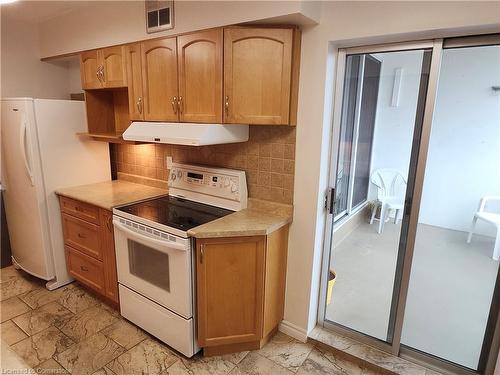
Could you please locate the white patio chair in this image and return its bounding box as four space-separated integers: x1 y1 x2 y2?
369 169 407 234
467 196 500 261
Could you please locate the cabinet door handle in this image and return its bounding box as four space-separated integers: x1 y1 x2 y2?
178 96 183 114
77 233 86 239
80 265 89 272
75 206 83 212
136 97 143 114
224 96 229 116
200 244 204 264
97 66 103 83
100 66 105 82
172 96 178 114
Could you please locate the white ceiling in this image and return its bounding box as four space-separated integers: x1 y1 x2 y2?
1 1 90 24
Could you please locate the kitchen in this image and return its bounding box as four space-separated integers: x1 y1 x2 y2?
1 2 500 375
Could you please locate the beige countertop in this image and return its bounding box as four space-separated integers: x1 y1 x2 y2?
55 180 168 210
188 199 293 238
56 181 291 237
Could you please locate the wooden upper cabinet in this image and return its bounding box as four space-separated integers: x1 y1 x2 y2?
80 47 127 90
141 37 179 121
223 27 300 125
80 50 102 90
101 46 127 88
177 29 223 123
126 43 144 120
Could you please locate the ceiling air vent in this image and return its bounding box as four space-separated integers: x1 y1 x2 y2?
145 0 174 33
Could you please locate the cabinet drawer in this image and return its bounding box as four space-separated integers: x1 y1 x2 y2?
62 213 102 260
66 246 105 294
60 196 100 224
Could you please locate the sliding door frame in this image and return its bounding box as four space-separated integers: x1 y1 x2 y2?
318 36 500 375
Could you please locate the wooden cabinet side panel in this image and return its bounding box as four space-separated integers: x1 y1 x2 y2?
100 209 119 304
288 29 301 127
177 28 222 123
197 236 266 347
126 43 144 120
141 37 179 121
263 225 289 337
84 91 115 134
224 27 293 125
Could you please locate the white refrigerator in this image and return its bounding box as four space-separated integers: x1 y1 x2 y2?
1 98 111 289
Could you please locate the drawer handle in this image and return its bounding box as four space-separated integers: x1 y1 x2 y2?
77 233 86 239
75 207 83 212
80 265 89 272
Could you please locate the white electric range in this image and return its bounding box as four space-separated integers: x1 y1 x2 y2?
112 162 247 357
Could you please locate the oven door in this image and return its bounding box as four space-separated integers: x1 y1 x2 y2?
113 217 192 319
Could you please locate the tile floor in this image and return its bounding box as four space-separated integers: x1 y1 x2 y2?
0 266 384 375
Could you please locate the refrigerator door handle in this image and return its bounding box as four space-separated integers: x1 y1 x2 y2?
19 114 34 186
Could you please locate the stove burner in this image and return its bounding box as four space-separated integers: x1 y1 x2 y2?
116 195 233 232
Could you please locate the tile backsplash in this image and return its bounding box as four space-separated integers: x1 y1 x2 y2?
110 126 296 204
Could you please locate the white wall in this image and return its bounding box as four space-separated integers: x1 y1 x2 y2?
0 14 71 99
38 0 319 58
419 45 500 236
368 51 423 201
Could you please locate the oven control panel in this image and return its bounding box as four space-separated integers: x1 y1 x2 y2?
168 162 248 211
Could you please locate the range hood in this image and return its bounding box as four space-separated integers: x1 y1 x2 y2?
123 122 249 146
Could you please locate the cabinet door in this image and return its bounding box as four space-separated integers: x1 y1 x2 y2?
177 29 222 123
141 38 179 121
224 28 293 125
126 43 144 120
101 46 127 88
80 50 102 89
100 209 119 304
197 236 265 347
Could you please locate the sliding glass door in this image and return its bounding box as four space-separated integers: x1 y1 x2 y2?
325 45 432 342
401 42 500 370
320 35 500 375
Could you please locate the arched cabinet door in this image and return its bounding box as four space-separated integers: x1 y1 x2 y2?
177 28 223 123
101 46 127 88
126 43 144 120
141 37 179 121
80 50 102 89
223 27 294 125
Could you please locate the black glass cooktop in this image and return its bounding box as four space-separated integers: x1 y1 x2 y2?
116 195 233 232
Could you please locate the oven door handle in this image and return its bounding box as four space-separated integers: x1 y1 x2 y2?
113 220 188 252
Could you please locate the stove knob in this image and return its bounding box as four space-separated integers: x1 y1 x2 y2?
224 178 230 187
230 182 238 193
171 173 176 181
177 171 183 178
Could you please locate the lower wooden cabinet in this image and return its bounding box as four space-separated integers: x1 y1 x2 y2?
59 196 119 306
196 225 289 355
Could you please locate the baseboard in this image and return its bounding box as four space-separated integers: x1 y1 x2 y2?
278 320 308 343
